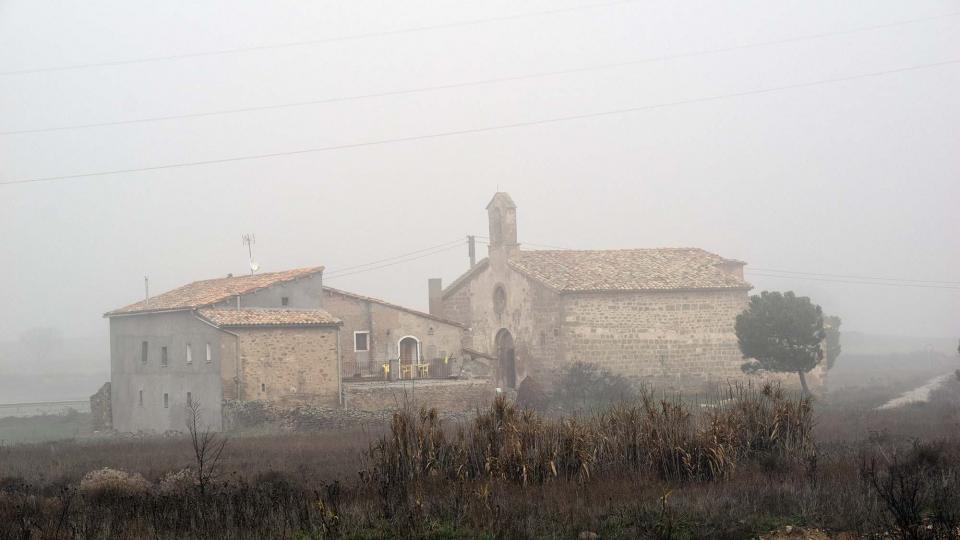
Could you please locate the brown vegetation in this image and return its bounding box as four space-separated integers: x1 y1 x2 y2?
0 378 958 538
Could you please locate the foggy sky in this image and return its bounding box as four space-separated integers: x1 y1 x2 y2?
1 0 958 363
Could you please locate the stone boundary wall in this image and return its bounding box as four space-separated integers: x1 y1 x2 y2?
222 400 390 432
343 379 493 413
90 382 112 432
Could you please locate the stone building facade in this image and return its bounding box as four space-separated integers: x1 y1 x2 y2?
105 266 483 433
321 287 465 380
432 193 758 392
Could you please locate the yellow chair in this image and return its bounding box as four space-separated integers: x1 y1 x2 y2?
417 363 430 378
400 364 414 380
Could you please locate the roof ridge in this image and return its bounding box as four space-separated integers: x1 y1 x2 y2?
323 286 465 328
106 265 325 316
521 247 709 253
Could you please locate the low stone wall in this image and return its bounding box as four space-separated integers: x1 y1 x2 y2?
90 382 112 432
343 379 493 413
222 400 391 432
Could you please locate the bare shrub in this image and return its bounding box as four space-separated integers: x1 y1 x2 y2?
862 441 960 540
185 400 226 495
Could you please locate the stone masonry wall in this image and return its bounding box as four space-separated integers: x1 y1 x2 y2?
560 289 751 391
90 382 112 432
343 379 493 413
323 289 463 379
237 326 340 405
442 254 562 389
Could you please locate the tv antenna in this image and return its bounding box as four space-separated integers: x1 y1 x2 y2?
242 233 259 273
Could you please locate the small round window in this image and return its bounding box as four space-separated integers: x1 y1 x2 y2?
493 286 507 316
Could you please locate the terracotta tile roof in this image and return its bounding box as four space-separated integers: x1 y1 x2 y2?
323 286 465 328
508 249 750 292
197 308 340 327
106 266 324 316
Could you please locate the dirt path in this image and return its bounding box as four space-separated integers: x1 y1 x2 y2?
876 372 952 410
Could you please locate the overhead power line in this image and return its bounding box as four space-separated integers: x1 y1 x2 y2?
5 11 958 136
324 242 465 281
474 235 571 251
0 0 641 76
745 271 960 290
324 238 464 278
4 58 958 188
749 267 960 286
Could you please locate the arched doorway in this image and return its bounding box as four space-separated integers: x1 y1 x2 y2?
495 329 516 389
398 336 420 379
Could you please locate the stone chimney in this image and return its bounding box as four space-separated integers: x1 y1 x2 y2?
428 278 443 316
717 259 746 280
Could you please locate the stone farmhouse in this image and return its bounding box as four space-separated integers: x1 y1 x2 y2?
104 268 485 433
429 192 756 393
101 191 817 433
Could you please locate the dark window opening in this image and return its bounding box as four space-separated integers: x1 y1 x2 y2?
163 393 169 408
260 383 266 392
354 331 369 352
161 346 168 367
186 392 192 406
493 286 507 316
138 390 143 406
281 296 289 306
141 341 148 363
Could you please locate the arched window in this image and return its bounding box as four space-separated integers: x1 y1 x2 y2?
493 286 507 316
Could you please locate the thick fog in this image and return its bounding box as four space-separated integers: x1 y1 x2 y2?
1 0 958 385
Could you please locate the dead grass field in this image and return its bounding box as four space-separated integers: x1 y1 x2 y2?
1 358 958 539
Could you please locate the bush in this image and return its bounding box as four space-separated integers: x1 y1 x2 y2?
554 361 636 412
79 468 150 498
516 376 550 412
157 468 196 495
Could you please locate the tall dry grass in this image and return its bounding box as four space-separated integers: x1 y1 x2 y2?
1 380 958 539
366 382 814 491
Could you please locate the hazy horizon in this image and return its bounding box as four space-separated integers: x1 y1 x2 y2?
2 1 958 355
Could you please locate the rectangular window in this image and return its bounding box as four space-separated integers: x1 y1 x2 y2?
205 343 212 363
354 331 370 352
141 341 148 363
260 383 266 393
160 346 168 367
186 392 192 406
138 389 143 406
281 296 289 306
186 343 193 364
163 393 169 408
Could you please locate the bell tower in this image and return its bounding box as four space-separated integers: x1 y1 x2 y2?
486 192 519 259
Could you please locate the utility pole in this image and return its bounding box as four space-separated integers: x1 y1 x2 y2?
467 235 476 267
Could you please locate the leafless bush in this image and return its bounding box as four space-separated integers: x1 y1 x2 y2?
862 441 960 539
